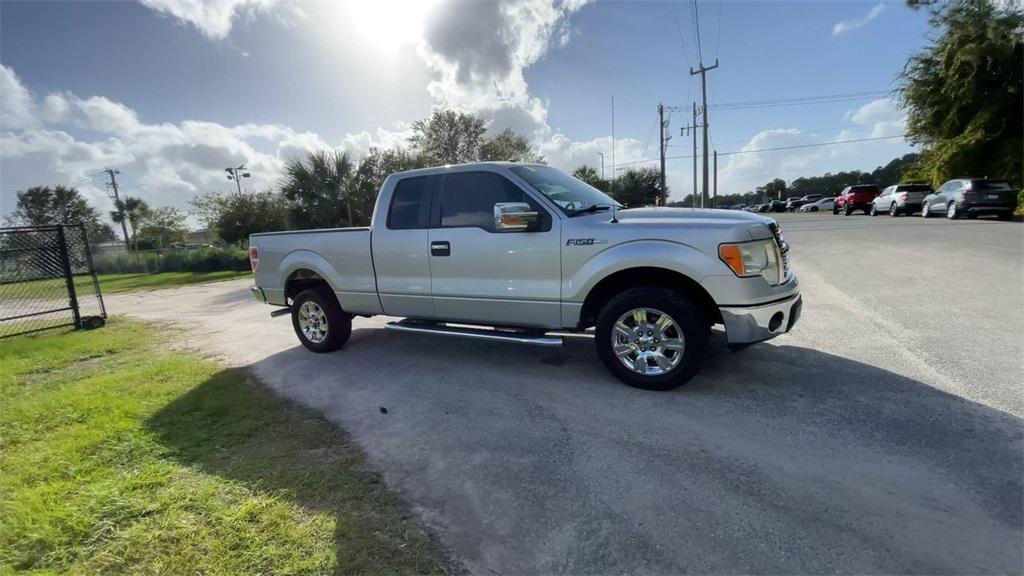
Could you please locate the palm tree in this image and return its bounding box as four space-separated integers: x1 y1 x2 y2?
280 150 355 229
110 196 150 251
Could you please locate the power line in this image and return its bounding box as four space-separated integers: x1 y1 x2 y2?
669 0 693 69
714 90 890 110
691 0 704 65
608 134 904 169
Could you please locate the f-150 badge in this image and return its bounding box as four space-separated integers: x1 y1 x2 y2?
566 238 608 246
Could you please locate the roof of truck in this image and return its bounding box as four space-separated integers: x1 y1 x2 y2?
390 161 546 178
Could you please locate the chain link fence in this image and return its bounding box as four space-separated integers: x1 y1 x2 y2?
0 224 107 338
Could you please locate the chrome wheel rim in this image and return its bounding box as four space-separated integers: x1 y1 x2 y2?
298 301 329 343
890 204 897 216
922 204 928 217
947 203 956 218
611 307 684 376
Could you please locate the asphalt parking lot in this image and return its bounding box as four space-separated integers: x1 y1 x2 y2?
110 212 1023 574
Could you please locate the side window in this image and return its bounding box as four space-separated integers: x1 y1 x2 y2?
438 172 549 232
387 176 430 230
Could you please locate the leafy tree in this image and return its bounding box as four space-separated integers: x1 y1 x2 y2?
346 147 430 226
572 165 612 193
479 128 545 163
280 150 355 229
612 167 667 207
756 178 788 201
135 206 188 249
111 197 151 250
900 1 1023 187
6 185 111 240
410 110 487 165
190 190 290 245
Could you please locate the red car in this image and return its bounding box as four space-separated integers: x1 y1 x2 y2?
833 185 881 215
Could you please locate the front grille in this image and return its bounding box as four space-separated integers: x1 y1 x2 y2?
769 222 791 278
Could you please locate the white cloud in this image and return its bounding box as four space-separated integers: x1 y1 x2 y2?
137 0 280 39
0 65 37 130
0 64 402 221
849 97 906 138
418 0 590 137
832 2 885 36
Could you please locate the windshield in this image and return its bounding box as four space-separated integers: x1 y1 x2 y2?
509 165 619 215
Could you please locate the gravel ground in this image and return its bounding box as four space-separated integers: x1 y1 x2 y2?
107 213 1023 575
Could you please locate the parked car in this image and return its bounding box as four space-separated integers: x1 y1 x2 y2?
833 185 881 215
784 196 802 211
921 178 1017 220
249 162 801 391
787 194 824 211
870 183 933 216
799 197 835 212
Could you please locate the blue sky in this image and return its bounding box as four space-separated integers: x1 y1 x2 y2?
1 0 931 221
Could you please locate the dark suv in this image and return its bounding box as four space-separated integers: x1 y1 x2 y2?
787 194 823 211
921 179 1017 220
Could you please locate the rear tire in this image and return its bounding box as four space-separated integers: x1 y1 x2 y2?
889 203 899 217
843 206 852 216
997 212 1013 221
291 287 351 353
947 202 960 220
594 287 709 391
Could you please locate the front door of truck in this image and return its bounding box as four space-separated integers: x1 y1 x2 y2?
427 170 562 328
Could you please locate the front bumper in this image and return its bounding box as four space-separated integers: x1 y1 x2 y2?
720 293 802 345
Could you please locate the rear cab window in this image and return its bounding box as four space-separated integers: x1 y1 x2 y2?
387 176 431 230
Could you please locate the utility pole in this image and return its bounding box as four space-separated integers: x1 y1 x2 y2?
658 103 667 197
713 150 718 209
103 169 130 249
690 58 719 208
692 103 698 207
598 152 605 180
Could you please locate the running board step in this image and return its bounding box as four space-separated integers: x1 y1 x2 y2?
385 321 562 347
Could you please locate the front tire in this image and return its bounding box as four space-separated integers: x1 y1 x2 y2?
869 204 878 216
921 203 931 218
832 206 840 215
594 287 709 391
291 287 351 352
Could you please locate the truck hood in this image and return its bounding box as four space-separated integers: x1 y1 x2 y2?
585 207 777 241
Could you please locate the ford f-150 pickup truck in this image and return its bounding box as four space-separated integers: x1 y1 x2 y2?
250 162 801 390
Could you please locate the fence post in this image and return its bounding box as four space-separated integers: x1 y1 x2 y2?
56 225 82 329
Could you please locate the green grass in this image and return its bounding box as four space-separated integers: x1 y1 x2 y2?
0 320 444 575
97 271 251 294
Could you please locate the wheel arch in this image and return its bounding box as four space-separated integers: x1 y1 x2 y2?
284 268 334 304
578 267 721 330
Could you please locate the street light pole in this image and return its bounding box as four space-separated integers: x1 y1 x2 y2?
598 152 605 180
225 164 251 194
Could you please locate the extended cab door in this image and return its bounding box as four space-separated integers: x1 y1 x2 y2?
427 170 562 328
372 175 435 318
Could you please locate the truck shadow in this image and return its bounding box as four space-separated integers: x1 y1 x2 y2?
147 325 1023 573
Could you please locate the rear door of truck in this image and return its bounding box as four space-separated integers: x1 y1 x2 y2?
372 175 435 318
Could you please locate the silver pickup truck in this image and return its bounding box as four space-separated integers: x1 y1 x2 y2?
250 162 801 390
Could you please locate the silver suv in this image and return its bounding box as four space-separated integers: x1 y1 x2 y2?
870 183 933 216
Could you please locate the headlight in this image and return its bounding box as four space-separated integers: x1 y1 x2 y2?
719 239 782 284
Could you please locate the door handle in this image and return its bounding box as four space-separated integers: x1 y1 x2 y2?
430 241 450 257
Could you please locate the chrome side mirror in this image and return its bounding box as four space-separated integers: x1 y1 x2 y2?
494 202 538 231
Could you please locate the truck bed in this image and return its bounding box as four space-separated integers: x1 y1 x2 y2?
250 227 379 313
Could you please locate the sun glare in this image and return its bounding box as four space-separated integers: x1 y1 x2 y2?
345 0 439 53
